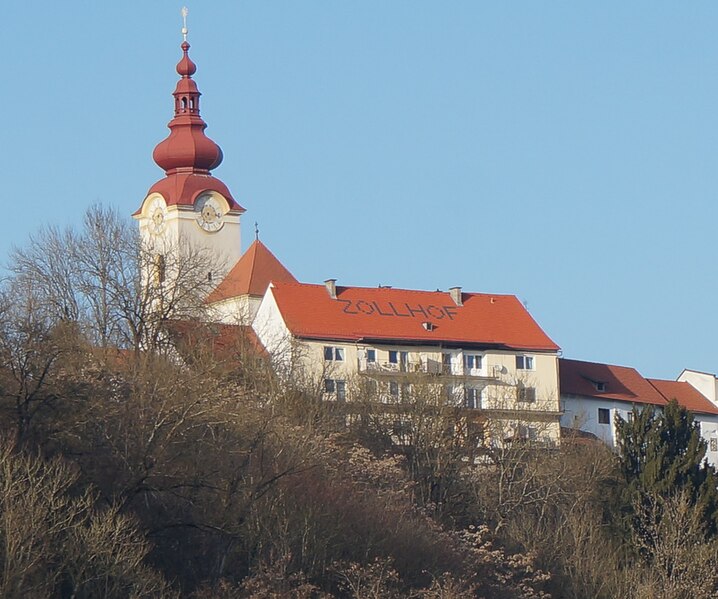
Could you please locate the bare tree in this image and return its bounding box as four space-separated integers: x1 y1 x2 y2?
9 204 218 354
0 442 174 598
624 492 718 599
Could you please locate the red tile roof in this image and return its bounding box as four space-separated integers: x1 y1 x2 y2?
133 172 244 215
269 282 559 351
648 379 718 416
207 240 298 303
153 173 242 211
169 321 268 361
559 358 667 406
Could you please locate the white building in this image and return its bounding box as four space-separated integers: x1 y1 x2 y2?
560 358 718 465
253 280 563 444
559 358 667 448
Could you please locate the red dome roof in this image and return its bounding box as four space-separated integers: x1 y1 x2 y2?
142 40 242 212
152 41 223 176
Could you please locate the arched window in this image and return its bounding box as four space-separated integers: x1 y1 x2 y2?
155 254 166 284
181 97 188 110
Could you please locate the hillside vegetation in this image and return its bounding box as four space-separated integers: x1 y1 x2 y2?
0 208 716 598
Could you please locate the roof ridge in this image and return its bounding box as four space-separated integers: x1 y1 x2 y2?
271 280 517 297
245 239 261 292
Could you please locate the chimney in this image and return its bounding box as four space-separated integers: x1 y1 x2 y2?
449 286 463 306
324 279 337 299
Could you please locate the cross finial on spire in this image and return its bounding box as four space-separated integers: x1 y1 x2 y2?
181 7 189 41
255 222 260 240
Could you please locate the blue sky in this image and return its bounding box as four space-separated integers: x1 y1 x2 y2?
2 2 717 379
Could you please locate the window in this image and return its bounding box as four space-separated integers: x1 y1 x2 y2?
364 379 378 395
517 425 538 441
324 379 346 401
711 439 718 453
595 382 606 392
516 355 534 370
517 386 536 403
323 346 344 361
388 350 408 370
598 408 610 424
388 350 407 364
392 419 411 436
465 387 480 409
154 254 166 284
467 421 485 443
442 353 452 373
444 384 458 402
464 354 483 370
389 381 399 397
366 349 376 363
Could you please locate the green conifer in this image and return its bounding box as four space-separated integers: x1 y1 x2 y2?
616 399 718 546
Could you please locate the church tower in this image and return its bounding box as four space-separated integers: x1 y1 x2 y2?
134 25 244 289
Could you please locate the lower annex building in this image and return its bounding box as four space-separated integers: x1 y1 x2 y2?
560 358 718 466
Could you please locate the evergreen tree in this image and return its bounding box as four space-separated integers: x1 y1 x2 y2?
615 400 718 545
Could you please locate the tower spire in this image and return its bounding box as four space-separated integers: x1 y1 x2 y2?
151 20 223 176
181 7 189 42
138 16 243 214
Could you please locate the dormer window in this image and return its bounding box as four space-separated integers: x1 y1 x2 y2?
595 382 606 392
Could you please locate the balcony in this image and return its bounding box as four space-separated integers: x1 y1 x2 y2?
357 358 499 381
359 360 420 375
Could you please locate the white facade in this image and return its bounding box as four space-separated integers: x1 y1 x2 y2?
252 285 562 444
561 391 718 467
135 191 243 291
697 415 718 466
209 295 262 325
252 284 294 367
561 395 653 448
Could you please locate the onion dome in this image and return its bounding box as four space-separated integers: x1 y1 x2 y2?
142 39 243 212
152 41 223 175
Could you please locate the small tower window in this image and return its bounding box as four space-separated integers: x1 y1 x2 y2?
207 271 213 283
190 98 195 109
155 254 166 284
181 97 188 110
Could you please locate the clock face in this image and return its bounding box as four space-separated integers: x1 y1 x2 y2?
148 197 167 235
195 194 224 232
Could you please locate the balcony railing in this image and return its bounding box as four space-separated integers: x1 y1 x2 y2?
358 359 497 379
